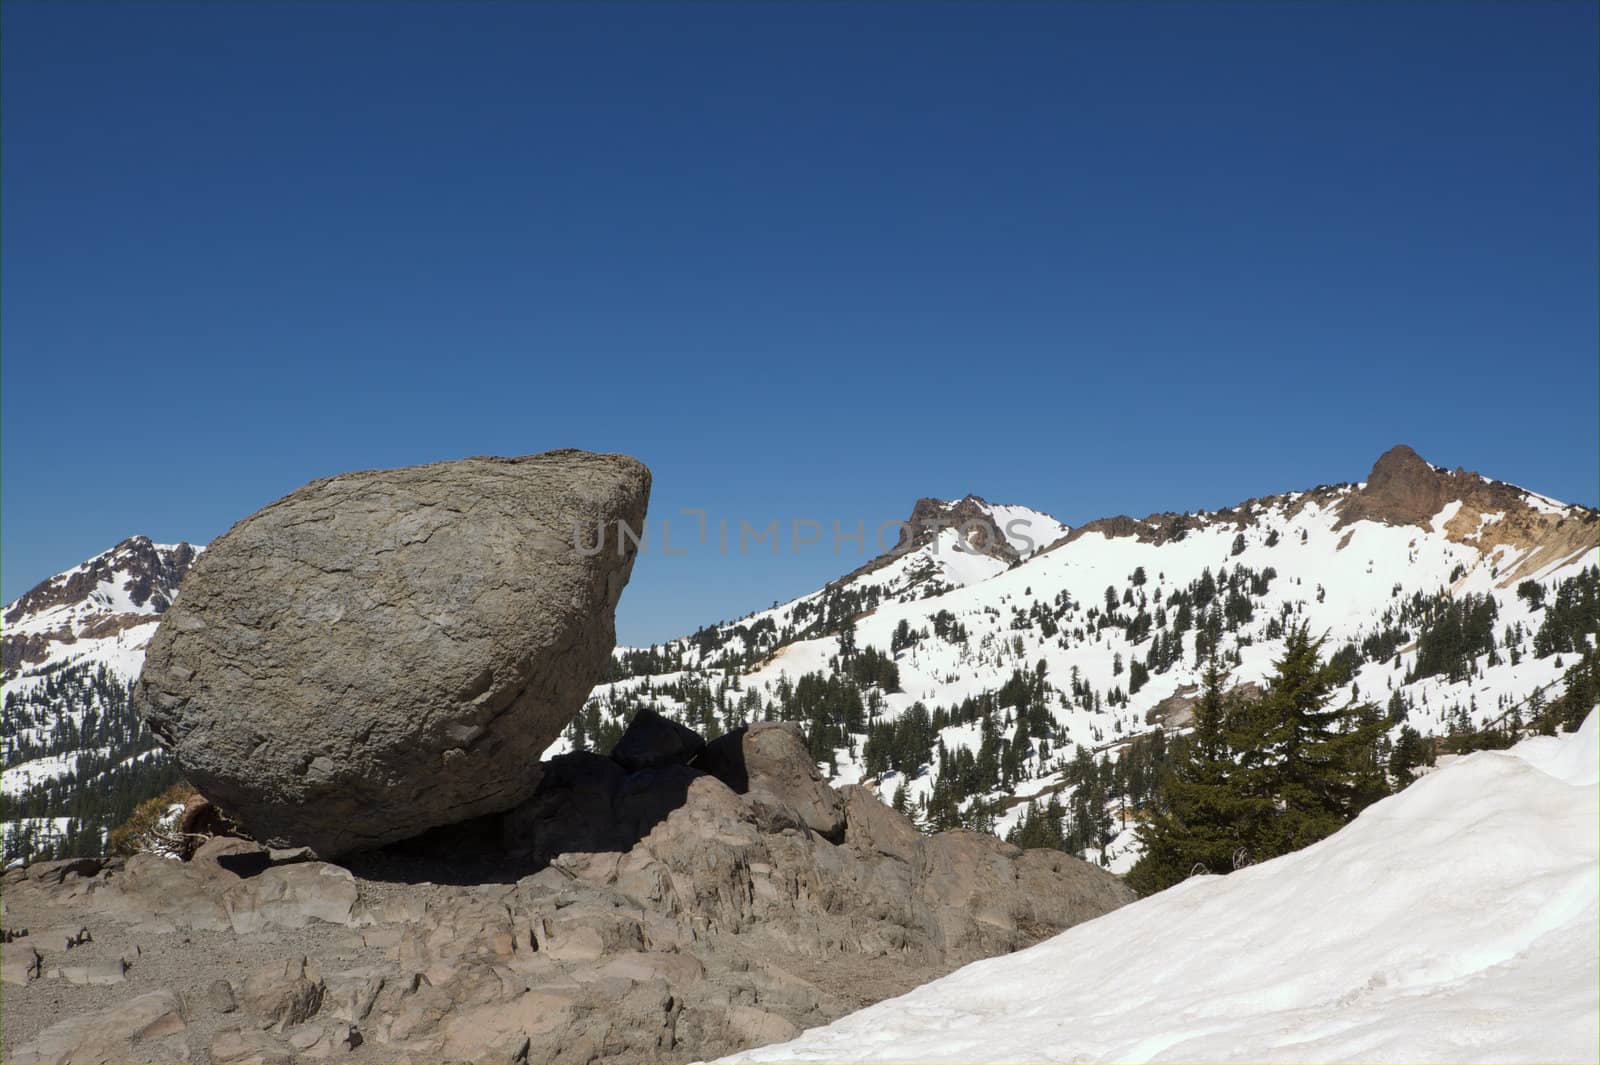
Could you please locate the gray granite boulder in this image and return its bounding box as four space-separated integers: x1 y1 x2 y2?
134 450 650 856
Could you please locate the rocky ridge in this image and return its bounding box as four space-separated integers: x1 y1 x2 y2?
1053 445 1596 584
0 712 1132 1064
583 445 1598 872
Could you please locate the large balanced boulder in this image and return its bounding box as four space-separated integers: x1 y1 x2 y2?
134 450 650 856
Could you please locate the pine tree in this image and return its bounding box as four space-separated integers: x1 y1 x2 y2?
1230 624 1389 860
1127 652 1257 895
1388 725 1425 786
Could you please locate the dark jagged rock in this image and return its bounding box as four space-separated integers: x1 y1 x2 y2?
609 708 706 773
3 537 197 628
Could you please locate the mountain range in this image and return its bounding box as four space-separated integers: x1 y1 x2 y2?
4 444 1596 866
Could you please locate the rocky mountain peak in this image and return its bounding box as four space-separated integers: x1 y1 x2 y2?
2 537 203 679
901 495 1021 562
3 537 199 628
1331 444 1595 582
1366 442 1434 487
1344 444 1460 527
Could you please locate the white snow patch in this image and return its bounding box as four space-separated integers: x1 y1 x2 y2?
724 714 1600 1064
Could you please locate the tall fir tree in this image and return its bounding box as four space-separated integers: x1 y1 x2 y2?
1229 624 1389 860
1129 625 1392 895
1127 652 1259 895
1388 725 1426 786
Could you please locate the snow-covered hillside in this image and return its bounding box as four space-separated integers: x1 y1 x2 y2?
582 445 1598 867
2 537 198 859
723 711 1600 1064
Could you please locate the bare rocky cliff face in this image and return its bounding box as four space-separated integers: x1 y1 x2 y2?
0 713 1133 1065
1336 444 1467 529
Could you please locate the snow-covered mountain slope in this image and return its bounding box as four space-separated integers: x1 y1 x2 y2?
584 445 1598 864
832 494 1070 599
723 711 1600 1064
2 536 199 683
2 538 199 858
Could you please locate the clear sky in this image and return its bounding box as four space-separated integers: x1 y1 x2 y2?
3 1 1596 645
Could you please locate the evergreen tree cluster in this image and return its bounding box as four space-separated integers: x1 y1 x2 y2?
1531 567 1599 658
1407 593 1499 683
841 646 901 693
2 661 183 865
1127 626 1391 896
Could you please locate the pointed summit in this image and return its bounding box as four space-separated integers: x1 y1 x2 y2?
1366 444 1432 487
1333 444 1457 528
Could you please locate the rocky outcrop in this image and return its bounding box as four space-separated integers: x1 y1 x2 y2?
1336 444 1598 583
133 450 651 857
0 716 1133 1064
903 496 1026 564
610 709 706 773
1336 444 1465 529
1144 681 1264 729
7 990 189 1064
827 495 1036 592
697 721 848 841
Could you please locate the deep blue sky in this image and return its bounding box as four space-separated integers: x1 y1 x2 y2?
4 1 1596 645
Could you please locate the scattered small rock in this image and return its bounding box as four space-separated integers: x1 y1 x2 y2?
208 977 239 1015
240 956 324 1032
58 958 129 986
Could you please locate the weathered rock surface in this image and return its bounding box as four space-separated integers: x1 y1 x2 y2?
0 719 1133 1064
133 450 651 856
9 989 189 1064
702 721 848 841
240 956 325 1032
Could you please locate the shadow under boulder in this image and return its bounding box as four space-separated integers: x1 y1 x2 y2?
348 711 852 883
